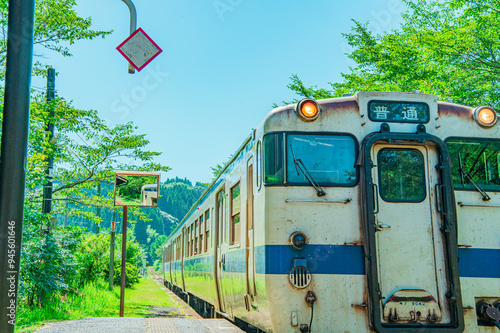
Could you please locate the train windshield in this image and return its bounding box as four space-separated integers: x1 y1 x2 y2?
447 138 500 192
263 133 357 186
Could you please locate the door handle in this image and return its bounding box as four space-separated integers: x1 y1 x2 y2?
376 223 391 231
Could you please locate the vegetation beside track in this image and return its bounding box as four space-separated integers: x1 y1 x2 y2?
15 273 177 333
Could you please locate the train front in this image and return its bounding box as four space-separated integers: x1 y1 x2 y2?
257 92 500 332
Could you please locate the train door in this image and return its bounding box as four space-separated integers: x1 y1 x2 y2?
214 188 227 313
245 158 257 311
181 227 186 291
168 245 172 284
362 133 463 332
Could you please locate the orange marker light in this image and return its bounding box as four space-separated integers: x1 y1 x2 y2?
297 99 320 121
474 106 497 127
301 102 318 118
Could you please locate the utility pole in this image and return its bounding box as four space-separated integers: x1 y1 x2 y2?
42 68 55 224
0 0 36 332
109 210 116 291
121 0 137 74
120 206 128 317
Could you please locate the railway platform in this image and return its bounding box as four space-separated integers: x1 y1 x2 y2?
33 270 244 333
33 317 244 333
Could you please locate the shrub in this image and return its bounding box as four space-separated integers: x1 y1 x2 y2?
113 260 139 288
19 226 78 307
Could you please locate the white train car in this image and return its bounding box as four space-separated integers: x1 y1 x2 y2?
162 92 500 332
141 183 158 206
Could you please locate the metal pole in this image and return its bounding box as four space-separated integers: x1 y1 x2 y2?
42 68 55 219
121 0 137 74
0 0 36 331
95 182 101 234
119 206 128 317
109 211 116 291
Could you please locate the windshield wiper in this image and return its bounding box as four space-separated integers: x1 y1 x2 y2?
458 152 491 201
290 145 325 197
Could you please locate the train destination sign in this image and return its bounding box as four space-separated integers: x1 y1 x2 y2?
113 171 160 207
116 28 162 72
368 101 430 123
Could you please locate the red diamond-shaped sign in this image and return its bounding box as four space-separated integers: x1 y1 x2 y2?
116 27 162 72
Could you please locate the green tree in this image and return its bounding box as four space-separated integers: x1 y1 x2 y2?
285 0 500 109
4 0 162 315
0 0 112 79
150 234 167 269
19 226 80 307
22 94 169 228
134 220 148 246
158 182 206 222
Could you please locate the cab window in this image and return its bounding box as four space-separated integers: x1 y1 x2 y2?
263 132 358 186
446 138 500 192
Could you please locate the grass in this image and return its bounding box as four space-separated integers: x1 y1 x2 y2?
15 274 178 333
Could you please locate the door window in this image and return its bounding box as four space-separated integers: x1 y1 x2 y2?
230 183 241 245
378 148 426 202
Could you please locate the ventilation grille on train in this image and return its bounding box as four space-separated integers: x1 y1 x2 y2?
289 266 311 289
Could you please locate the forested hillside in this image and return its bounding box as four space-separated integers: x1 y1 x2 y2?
59 178 206 265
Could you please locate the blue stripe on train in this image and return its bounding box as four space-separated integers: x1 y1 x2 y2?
457 248 500 278
258 244 365 275
177 246 500 278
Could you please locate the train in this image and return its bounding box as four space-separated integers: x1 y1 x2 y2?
161 91 500 332
141 183 158 206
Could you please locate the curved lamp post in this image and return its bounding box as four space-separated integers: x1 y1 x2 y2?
121 0 137 74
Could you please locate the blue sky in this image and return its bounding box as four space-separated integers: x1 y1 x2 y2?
33 0 405 184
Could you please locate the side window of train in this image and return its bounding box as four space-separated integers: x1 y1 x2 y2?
191 224 195 256
263 133 284 184
187 227 191 257
256 140 262 190
193 220 200 255
211 208 215 249
199 215 204 254
230 182 241 245
204 209 210 252
175 238 179 260
185 227 189 257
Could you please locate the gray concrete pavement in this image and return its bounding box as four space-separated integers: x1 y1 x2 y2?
32 270 244 333
34 317 244 333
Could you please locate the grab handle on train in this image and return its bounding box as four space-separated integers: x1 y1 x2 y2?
434 184 444 213
372 184 379 214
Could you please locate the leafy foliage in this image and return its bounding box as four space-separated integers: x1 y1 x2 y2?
76 233 111 286
0 0 166 321
21 92 170 230
285 0 500 109
112 261 139 288
0 0 112 79
19 226 79 307
158 182 206 223
149 235 167 268
19 225 145 309
210 154 233 180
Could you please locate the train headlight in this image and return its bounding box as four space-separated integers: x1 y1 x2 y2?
474 106 497 127
290 231 308 250
296 99 320 122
